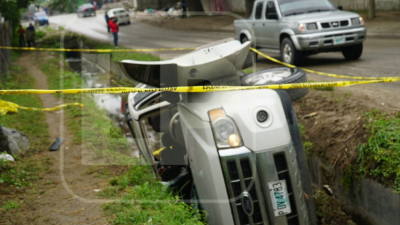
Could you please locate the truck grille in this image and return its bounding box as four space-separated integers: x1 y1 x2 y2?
221 151 268 225
320 20 349 28
274 153 300 225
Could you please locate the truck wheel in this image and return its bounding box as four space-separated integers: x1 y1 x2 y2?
281 38 301 65
241 67 309 102
342 43 363 60
241 36 257 69
276 90 318 225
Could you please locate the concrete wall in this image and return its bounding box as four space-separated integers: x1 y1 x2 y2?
330 0 400 11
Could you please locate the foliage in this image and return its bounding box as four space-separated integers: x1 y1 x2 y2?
357 109 400 192
102 177 206 225
48 0 78 13
314 190 355 225
308 80 334 91
303 141 313 154
35 30 46 40
0 0 33 27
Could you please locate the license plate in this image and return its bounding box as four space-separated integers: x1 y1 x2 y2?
268 180 291 217
334 36 345 45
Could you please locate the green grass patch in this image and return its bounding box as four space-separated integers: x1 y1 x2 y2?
37 34 205 224
314 190 355 225
35 30 46 40
356 109 400 192
308 80 334 91
0 64 50 151
242 68 254 74
0 58 51 215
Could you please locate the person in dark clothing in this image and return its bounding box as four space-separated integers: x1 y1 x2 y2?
26 23 36 47
17 26 25 47
108 17 119 47
105 11 110 33
181 1 187 19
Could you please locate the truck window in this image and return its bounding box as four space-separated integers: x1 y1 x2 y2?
255 2 264 20
265 1 278 19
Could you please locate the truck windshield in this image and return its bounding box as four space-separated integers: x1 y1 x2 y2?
278 0 337 17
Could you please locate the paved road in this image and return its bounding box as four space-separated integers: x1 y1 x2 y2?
49 14 231 59
49 13 400 91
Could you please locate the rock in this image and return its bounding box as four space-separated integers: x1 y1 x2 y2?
0 153 15 162
0 126 31 155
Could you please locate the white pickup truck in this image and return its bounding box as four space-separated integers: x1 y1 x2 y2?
234 0 367 65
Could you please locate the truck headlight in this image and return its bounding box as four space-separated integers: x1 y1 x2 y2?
351 17 364 25
298 23 305 32
209 108 243 149
306 23 317 30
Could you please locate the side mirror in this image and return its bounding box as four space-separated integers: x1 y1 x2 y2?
337 5 343 10
267 12 278 20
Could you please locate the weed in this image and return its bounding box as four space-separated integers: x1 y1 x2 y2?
299 123 306 136
303 141 313 154
308 80 334 91
343 91 352 98
1 200 21 210
242 68 254 74
314 190 355 225
356 109 400 192
35 30 46 40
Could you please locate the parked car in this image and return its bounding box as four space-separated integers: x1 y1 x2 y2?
77 3 96 18
107 8 130 25
234 0 366 65
33 11 49 26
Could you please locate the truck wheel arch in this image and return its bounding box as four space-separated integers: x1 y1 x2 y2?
239 30 252 43
280 30 302 51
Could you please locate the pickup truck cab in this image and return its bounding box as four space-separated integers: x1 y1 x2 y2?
234 0 366 65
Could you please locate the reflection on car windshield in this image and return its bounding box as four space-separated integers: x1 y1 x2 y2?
278 0 336 17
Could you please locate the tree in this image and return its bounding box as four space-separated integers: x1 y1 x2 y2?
368 0 376 19
49 0 79 13
0 0 33 26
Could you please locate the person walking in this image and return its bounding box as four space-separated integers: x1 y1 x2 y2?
17 26 26 47
105 11 110 33
26 23 36 47
108 17 119 47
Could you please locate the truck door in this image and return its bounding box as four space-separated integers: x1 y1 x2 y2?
252 1 266 47
262 1 280 49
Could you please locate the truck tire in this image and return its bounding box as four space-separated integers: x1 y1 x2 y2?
241 67 309 102
281 38 302 65
276 90 317 225
342 43 363 60
241 36 257 69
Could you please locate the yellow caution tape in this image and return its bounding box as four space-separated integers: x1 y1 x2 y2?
0 79 396 96
250 48 400 82
0 99 84 115
0 46 195 53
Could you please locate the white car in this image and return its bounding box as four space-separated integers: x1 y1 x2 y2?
107 8 130 25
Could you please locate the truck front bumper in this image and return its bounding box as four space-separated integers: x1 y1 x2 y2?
219 142 309 225
293 27 366 51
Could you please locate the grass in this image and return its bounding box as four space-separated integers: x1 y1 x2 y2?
308 80 334 91
35 30 46 40
0 56 51 219
314 190 355 225
356 109 400 192
39 56 136 164
0 64 50 151
37 37 205 223
83 38 161 63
